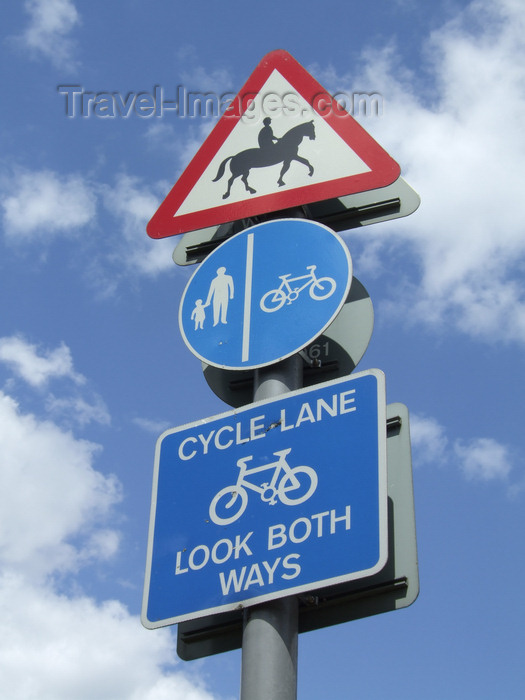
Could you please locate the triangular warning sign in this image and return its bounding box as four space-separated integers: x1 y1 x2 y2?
147 50 400 239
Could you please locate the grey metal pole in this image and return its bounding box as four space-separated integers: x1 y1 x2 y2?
240 354 303 700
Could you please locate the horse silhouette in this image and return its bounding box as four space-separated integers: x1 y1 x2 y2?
212 121 316 199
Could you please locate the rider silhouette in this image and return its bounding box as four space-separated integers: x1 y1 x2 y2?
258 117 279 150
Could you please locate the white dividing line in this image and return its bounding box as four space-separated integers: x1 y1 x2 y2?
241 233 254 362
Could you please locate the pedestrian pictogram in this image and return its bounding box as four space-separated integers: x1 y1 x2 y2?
191 266 235 329
147 50 401 238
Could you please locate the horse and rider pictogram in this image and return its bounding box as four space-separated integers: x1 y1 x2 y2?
212 119 316 199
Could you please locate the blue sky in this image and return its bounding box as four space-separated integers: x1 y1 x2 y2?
1 0 524 698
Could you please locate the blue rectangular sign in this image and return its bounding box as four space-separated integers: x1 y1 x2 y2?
142 370 388 628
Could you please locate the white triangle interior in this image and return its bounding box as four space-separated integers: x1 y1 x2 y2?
176 70 371 216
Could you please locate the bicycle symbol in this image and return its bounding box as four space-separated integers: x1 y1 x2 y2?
209 448 318 525
260 265 336 313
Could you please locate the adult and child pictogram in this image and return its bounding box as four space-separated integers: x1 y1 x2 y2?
191 266 235 329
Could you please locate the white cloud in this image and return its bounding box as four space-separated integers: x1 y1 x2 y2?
100 174 175 276
80 529 120 562
0 167 178 286
0 391 121 579
144 119 217 190
19 0 81 70
336 0 525 344
133 417 172 434
0 573 217 700
0 336 85 388
177 120 219 169
411 410 517 488
454 437 513 481
0 337 219 699
145 122 178 148
179 65 234 94
409 414 448 466
1 169 96 240
45 393 111 427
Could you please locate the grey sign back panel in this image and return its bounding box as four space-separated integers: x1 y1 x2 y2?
172 178 420 266
177 401 418 660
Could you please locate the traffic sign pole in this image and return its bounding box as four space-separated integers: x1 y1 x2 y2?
143 46 419 700
241 597 298 700
241 354 302 700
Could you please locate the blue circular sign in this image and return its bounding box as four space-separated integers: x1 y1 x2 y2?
179 219 352 370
